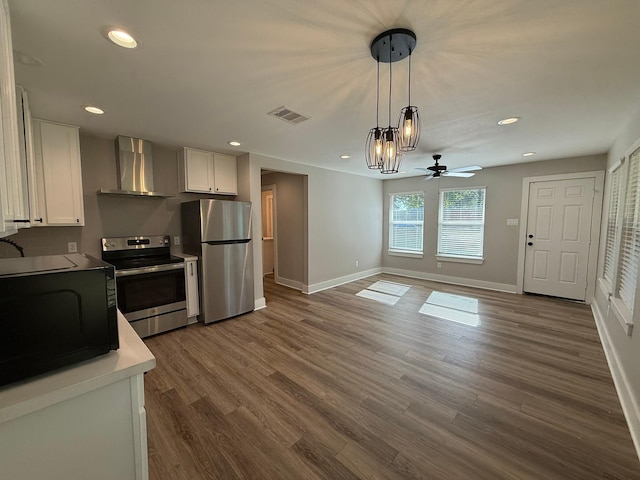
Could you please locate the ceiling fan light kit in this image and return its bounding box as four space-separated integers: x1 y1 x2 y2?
366 28 419 174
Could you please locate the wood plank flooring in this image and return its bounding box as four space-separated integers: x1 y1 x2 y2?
143 274 640 479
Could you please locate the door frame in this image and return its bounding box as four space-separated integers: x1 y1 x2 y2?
516 170 605 304
261 184 278 281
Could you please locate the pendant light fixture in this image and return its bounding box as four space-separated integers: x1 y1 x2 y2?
365 59 383 169
398 50 420 152
366 28 417 174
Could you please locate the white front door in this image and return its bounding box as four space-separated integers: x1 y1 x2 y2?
523 177 595 301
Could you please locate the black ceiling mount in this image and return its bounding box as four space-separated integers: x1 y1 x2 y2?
370 28 417 63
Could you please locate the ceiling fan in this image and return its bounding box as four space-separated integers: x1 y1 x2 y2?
416 154 482 180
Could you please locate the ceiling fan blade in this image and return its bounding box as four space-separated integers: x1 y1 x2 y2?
415 167 430 172
421 172 435 181
448 165 482 173
443 172 475 178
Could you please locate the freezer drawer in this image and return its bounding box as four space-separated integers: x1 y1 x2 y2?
200 241 254 323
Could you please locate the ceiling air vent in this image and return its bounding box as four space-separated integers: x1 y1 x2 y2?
267 106 310 125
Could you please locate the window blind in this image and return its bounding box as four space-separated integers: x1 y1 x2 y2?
617 146 640 312
438 188 485 258
389 193 424 252
603 166 622 284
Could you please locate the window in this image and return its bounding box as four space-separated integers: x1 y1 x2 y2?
438 187 486 260
616 146 640 313
603 162 623 285
389 192 424 254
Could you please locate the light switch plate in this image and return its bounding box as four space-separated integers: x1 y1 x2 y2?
174 236 180 246
507 218 519 226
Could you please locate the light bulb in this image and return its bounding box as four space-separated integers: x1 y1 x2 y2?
375 138 383 155
403 118 412 138
385 140 395 159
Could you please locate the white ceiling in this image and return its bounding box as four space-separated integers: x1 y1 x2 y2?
8 0 640 178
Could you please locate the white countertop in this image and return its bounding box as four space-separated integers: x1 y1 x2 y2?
0 312 156 423
173 252 197 261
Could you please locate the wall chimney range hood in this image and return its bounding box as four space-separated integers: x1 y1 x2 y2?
98 136 171 197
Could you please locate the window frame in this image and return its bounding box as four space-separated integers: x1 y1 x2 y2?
388 191 425 257
600 139 640 336
437 186 486 264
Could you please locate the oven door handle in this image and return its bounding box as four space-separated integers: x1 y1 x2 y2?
116 263 185 277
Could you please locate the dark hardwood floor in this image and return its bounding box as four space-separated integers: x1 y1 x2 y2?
143 274 640 479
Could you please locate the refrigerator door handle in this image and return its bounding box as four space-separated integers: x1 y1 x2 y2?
204 239 251 246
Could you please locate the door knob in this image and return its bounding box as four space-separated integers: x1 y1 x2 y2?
527 242 533 246
528 234 533 238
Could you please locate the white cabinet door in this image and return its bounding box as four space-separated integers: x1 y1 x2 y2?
185 259 200 320
213 153 237 195
32 119 84 226
180 147 214 193
0 1 23 236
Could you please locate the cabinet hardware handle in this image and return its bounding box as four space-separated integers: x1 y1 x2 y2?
9 219 30 223
34 218 43 223
76 218 80 223
190 264 194 276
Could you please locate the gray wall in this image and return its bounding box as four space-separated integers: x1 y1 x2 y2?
0 134 228 259
383 154 606 288
242 152 383 301
261 171 305 287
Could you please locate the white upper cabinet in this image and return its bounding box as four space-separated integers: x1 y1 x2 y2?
0 1 24 236
212 153 237 195
31 119 84 226
178 147 237 195
179 147 215 193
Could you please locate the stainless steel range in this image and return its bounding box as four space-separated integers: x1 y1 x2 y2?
101 235 187 338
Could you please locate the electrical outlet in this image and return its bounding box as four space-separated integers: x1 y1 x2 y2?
437 262 442 269
174 236 181 246
67 242 77 253
355 260 359 267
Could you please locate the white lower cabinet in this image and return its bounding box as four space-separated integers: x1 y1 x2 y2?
185 258 200 322
31 119 84 226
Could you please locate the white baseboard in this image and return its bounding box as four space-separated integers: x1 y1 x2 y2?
254 297 266 310
592 302 640 462
381 267 517 294
304 268 382 294
276 276 304 291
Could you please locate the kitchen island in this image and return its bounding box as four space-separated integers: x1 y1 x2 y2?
0 312 156 480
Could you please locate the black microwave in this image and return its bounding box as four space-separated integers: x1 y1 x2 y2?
0 253 119 387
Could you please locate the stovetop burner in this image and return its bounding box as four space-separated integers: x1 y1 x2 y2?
106 255 184 271
101 235 183 271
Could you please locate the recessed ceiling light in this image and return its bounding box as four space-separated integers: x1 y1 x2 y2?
228 141 241 147
106 29 138 48
340 154 350 159
83 105 104 115
522 152 536 157
497 117 520 126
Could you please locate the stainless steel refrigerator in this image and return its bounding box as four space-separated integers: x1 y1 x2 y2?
181 199 254 324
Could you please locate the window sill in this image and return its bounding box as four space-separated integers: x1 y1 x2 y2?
388 250 423 259
610 296 634 337
436 255 484 265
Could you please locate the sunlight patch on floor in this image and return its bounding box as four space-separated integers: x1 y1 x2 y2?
356 280 411 305
419 291 481 327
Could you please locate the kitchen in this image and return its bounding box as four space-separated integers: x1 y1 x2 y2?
2 1 640 479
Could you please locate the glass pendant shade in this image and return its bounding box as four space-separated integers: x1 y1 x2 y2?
398 105 420 152
365 127 383 169
380 126 402 174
